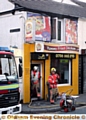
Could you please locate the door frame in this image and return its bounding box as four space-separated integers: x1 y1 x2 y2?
31 60 45 99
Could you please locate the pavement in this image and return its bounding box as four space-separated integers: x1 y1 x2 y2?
21 93 86 114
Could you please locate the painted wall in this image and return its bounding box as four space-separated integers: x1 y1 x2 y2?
0 0 14 12
0 0 27 49
0 12 27 49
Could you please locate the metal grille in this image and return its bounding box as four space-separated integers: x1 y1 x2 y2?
0 92 19 108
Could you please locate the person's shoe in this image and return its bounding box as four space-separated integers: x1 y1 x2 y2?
50 99 54 104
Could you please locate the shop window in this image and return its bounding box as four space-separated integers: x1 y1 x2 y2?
51 58 71 85
51 18 64 42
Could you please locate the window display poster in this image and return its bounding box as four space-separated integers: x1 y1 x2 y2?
25 13 51 42
65 19 78 44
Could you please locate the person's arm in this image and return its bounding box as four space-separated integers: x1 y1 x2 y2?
55 74 60 83
38 72 41 80
47 76 53 88
48 75 54 84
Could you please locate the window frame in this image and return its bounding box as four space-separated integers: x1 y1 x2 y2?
51 17 58 40
58 59 71 86
51 18 65 43
50 57 72 86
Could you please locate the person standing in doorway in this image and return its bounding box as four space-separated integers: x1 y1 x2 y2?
48 67 60 104
31 66 41 98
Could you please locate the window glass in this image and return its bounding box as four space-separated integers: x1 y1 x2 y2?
9 57 17 76
52 18 56 39
51 18 63 42
0 55 17 80
51 57 71 84
58 21 61 41
1 58 9 75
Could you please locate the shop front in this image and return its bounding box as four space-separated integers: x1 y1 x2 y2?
23 42 79 103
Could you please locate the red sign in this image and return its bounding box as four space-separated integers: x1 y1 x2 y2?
44 45 79 53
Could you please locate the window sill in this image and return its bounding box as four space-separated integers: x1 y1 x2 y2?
58 84 71 87
51 40 65 44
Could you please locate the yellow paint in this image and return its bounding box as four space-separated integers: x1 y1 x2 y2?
45 55 50 100
23 44 31 103
23 43 79 103
23 43 36 103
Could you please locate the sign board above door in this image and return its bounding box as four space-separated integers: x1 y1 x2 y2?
31 53 49 60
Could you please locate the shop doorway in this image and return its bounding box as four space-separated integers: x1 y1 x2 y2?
31 61 45 99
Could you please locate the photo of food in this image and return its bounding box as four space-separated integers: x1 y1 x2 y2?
25 13 51 42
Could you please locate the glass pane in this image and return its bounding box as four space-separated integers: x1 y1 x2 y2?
52 19 56 39
0 56 17 80
9 57 17 76
58 21 61 41
51 58 70 84
1 58 10 75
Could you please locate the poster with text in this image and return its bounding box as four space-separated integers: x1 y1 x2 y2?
65 19 78 44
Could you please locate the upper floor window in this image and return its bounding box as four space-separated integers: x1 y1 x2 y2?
51 18 64 43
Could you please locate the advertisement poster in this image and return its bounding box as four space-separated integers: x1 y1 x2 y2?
25 19 34 42
25 12 51 42
65 19 78 44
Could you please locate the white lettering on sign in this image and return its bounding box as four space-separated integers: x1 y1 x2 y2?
56 54 63 58
55 54 75 58
47 46 57 51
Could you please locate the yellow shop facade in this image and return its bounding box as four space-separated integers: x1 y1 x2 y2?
23 42 79 103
